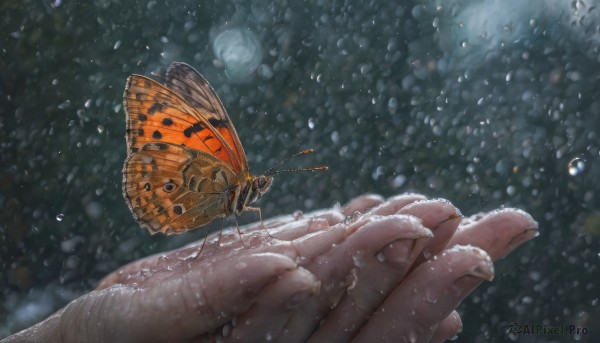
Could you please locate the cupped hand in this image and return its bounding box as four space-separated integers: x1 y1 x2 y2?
3 194 538 343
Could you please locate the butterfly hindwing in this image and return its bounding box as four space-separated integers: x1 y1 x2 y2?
122 143 239 234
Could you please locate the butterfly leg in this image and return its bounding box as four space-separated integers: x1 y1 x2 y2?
231 215 248 248
245 206 273 238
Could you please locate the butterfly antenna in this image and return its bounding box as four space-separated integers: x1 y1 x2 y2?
264 149 328 176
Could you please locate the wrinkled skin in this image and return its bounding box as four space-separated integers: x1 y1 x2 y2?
2 193 538 343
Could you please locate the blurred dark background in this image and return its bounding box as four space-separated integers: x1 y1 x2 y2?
1 0 599 341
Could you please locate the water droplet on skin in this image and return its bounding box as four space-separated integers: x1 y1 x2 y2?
344 216 353 225
56 213 65 221
222 323 232 337
293 210 304 220
422 248 432 259
346 269 359 291
568 157 586 176
352 254 366 268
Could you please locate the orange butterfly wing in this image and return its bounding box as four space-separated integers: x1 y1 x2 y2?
123 74 246 176
164 62 249 178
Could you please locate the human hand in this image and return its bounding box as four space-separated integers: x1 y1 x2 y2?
2 193 538 343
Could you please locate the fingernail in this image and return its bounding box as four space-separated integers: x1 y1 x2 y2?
465 249 494 281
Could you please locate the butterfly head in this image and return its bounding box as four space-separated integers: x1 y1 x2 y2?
250 175 273 202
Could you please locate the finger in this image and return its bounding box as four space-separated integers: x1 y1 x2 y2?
342 193 385 216
281 215 432 342
268 217 333 241
365 193 428 216
450 208 539 260
310 200 459 342
309 227 432 342
430 311 462 343
201 267 320 342
397 199 462 265
353 246 494 342
94 252 299 342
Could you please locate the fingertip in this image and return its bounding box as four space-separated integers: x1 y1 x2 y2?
430 311 462 343
342 193 385 216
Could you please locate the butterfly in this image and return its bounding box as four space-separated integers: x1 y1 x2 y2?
122 62 327 235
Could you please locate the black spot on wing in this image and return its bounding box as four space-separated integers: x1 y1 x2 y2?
208 118 227 128
173 205 183 215
162 118 173 126
152 130 162 139
183 122 204 138
148 102 165 115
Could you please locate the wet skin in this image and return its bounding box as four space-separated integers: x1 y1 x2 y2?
2 193 538 343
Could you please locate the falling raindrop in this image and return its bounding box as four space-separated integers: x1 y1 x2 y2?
567 157 586 176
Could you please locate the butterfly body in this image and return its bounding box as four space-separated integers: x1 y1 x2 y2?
122 62 270 235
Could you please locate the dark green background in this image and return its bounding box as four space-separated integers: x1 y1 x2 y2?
1 0 598 341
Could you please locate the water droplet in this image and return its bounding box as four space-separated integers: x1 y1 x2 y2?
56 213 65 221
388 97 398 112
257 64 273 79
344 216 353 225
506 185 516 195
307 117 315 129
459 40 469 48
292 210 303 220
212 28 263 82
391 174 406 188
568 157 586 176
432 17 440 28
97 125 105 134
58 100 71 109
113 40 121 50
352 254 366 268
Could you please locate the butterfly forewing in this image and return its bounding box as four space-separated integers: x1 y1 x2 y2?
123 75 244 174
165 62 249 177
